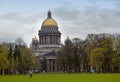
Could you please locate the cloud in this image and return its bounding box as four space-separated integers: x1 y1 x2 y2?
55 0 71 6
1 0 120 46
0 12 43 45
54 4 120 41
88 0 120 8
88 0 120 3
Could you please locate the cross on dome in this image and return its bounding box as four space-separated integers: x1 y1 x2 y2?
47 10 51 18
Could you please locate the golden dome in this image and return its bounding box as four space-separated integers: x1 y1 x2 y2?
41 10 58 27
42 18 57 27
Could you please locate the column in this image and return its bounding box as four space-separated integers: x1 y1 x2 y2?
40 36 41 44
53 36 55 44
50 36 52 44
44 36 47 44
47 59 50 72
58 36 60 44
56 36 57 44
54 60 57 71
39 60 42 71
47 36 50 44
46 36 47 44
53 59 55 71
51 36 53 44
49 59 51 71
43 36 45 44
54 36 56 44
51 59 53 72
55 36 57 44
41 36 43 44
39 36 41 44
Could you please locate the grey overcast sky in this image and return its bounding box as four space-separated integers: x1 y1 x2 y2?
0 0 120 46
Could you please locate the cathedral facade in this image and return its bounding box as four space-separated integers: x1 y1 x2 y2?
31 10 61 72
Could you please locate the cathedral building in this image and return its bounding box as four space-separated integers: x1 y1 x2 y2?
31 10 61 72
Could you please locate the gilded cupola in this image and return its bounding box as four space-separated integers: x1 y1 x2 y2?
41 10 58 27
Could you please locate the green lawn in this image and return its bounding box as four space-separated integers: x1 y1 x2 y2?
0 73 120 82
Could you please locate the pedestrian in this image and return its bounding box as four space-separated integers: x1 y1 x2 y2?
90 67 94 74
29 69 33 78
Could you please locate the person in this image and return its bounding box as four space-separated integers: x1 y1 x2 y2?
29 69 33 78
90 67 95 74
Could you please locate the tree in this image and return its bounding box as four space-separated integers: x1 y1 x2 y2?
0 44 9 74
73 43 80 72
101 38 113 72
7 44 15 74
90 48 105 72
15 38 27 46
56 34 120 73
56 45 66 72
113 39 120 72
64 37 74 72
56 37 74 72
17 46 36 74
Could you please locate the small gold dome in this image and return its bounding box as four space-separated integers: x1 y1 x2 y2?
41 10 58 27
32 37 38 41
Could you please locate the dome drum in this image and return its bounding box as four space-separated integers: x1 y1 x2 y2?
39 33 61 36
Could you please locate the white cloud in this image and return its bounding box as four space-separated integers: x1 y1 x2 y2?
54 4 120 41
0 12 43 46
1 0 120 46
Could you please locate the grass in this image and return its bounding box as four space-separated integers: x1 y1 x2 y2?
0 73 120 82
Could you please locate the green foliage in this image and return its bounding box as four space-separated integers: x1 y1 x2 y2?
17 46 36 73
0 43 36 74
0 45 9 70
58 38 74 72
113 39 120 72
90 48 105 71
57 37 120 73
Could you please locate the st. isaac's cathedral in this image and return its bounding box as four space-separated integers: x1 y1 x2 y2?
30 10 61 72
